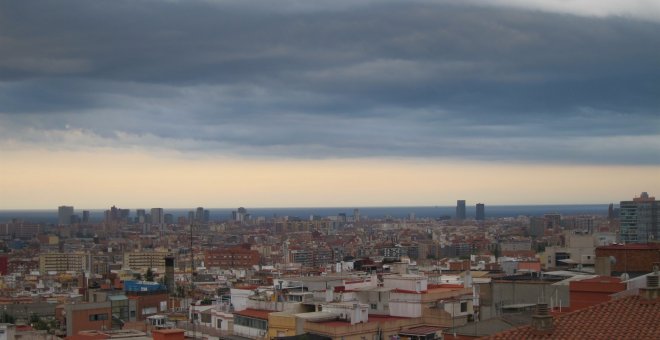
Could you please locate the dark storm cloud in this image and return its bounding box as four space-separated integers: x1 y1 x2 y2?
0 0 659 163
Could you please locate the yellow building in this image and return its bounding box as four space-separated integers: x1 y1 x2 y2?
39 253 87 274
123 251 169 273
268 312 297 339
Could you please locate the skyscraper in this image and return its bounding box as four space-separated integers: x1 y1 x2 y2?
620 192 659 243
195 207 204 223
151 208 164 226
476 203 485 221
58 206 74 226
456 200 466 220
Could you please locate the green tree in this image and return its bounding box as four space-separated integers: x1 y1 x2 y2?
145 267 155 282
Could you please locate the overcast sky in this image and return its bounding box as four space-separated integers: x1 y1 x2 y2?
1 0 659 208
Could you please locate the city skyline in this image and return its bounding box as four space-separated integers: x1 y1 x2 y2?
1 1 659 208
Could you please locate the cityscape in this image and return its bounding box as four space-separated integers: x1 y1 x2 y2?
0 193 658 339
1 1 660 340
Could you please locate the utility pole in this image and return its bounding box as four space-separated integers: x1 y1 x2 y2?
190 221 196 339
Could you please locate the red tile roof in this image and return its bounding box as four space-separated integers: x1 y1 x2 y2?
597 243 660 250
483 295 660 339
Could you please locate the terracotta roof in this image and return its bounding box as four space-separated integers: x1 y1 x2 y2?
597 243 660 250
483 295 660 339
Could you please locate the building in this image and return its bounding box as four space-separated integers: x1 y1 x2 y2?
483 270 660 339
620 192 659 243
456 200 466 220
205 246 261 269
39 252 87 274
476 203 485 221
233 309 269 339
82 210 90 223
151 208 165 226
0 324 15 340
59 302 113 336
58 205 74 226
124 280 169 320
123 251 169 273
595 243 660 274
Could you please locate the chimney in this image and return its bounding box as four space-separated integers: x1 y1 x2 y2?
531 303 554 335
640 263 660 301
594 257 611 277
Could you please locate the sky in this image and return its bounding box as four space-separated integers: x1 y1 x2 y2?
1 0 659 209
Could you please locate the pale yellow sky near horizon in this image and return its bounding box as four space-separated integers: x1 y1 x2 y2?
1 149 658 209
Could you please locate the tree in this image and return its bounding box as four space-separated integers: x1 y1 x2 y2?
145 267 155 282
133 272 143 281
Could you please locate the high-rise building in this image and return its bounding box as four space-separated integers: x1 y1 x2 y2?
150 208 164 226
456 200 466 220
620 192 659 243
353 208 360 222
195 207 204 223
136 209 146 223
233 207 248 222
58 206 74 226
476 203 485 221
104 206 130 223
82 210 90 223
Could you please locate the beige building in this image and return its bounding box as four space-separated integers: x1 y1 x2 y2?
39 253 87 274
123 251 169 273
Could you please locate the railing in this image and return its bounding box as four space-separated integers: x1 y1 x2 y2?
177 321 233 338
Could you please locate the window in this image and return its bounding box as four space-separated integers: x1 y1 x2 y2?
235 315 267 330
89 313 108 321
370 304 377 310
460 302 467 313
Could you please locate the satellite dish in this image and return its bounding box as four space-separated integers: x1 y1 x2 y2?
620 273 630 281
609 256 616 265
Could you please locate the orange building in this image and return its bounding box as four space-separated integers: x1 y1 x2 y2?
595 243 660 273
58 302 112 337
568 276 626 311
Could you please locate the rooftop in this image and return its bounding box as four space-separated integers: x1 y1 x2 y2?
597 243 660 250
234 308 271 320
483 294 660 339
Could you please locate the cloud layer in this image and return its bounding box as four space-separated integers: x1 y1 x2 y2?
1 0 659 164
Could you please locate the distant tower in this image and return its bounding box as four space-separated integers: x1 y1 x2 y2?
136 209 146 223
82 210 90 223
620 192 659 243
151 208 164 225
353 208 360 222
164 256 175 295
456 200 466 220
608 203 615 220
476 203 485 221
58 206 74 226
195 207 204 223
